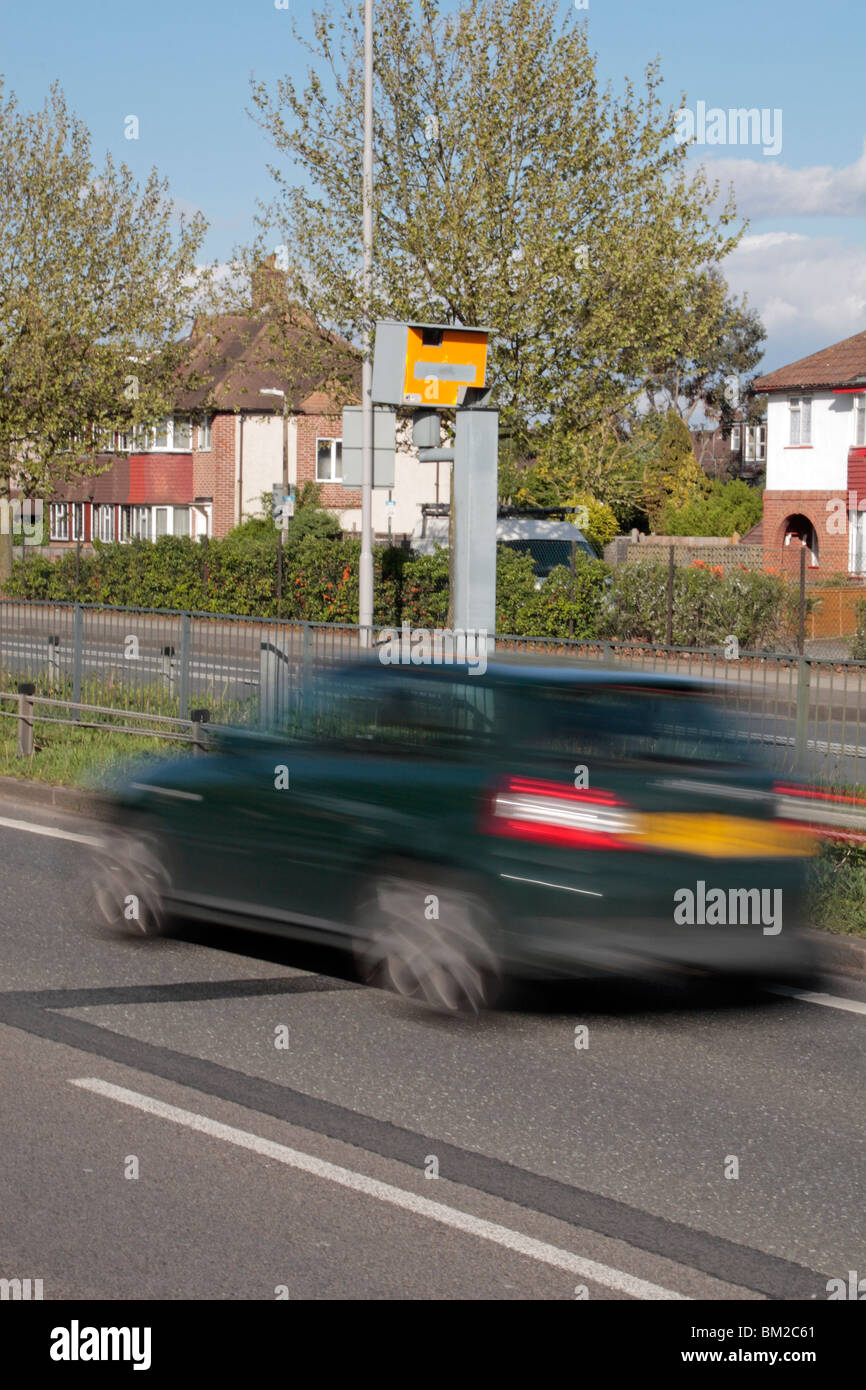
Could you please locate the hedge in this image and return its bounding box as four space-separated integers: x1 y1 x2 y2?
4 536 798 648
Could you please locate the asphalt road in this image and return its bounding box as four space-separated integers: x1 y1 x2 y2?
0 792 865 1301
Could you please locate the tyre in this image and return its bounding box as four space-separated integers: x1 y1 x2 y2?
354 861 502 1013
92 833 172 937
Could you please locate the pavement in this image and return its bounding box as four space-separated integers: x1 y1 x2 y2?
1 787 865 1300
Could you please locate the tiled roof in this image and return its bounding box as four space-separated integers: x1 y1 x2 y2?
754 330 866 393
176 310 361 415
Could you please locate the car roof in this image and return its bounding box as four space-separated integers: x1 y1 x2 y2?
326 653 708 694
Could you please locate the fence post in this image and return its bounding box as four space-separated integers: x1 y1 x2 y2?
301 622 313 707
17 682 35 757
798 543 807 655
161 644 176 694
666 546 675 647
47 634 60 686
794 656 811 771
179 613 191 721
191 708 209 755
72 603 83 722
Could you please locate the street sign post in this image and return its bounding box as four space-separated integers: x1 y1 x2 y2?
371 320 496 645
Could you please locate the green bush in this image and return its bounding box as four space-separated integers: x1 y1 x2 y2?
600 561 798 649
659 478 763 538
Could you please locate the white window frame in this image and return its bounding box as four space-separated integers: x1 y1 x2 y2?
731 425 741 452
71 503 85 541
94 504 115 543
856 395 866 448
172 414 192 451
197 415 212 451
131 505 151 540
135 417 195 452
745 424 766 462
49 504 70 541
316 437 342 483
789 397 812 446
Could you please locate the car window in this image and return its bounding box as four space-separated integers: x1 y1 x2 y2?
507 685 746 766
307 670 497 755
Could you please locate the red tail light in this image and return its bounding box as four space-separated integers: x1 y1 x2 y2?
774 782 866 843
481 776 640 850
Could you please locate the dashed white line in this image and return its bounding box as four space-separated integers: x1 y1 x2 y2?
768 985 866 1016
70 1077 688 1300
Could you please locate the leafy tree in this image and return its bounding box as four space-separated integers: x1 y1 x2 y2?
0 83 211 580
633 411 706 531
251 0 741 447
638 267 766 424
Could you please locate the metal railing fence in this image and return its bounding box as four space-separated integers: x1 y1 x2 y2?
2 600 866 788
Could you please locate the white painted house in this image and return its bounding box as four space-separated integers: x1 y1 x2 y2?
755 330 866 575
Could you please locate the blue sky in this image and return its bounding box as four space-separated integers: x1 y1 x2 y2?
3 0 864 373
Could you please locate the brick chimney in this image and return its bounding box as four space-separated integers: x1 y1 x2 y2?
251 254 288 313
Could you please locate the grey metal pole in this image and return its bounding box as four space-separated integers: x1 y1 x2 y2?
358 0 374 647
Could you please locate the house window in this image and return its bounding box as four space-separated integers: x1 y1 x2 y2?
197 415 212 450
173 415 192 450
745 424 766 462
856 396 866 448
49 504 69 541
173 507 190 537
131 506 150 540
731 425 741 452
155 507 168 538
789 397 812 445
71 503 85 541
117 429 134 452
316 438 342 483
94 504 115 542
118 506 131 541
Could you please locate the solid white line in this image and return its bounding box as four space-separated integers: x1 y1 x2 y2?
70 1077 687 1300
768 985 866 1016
0 814 102 847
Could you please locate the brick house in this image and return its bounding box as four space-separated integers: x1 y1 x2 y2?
755 330 866 577
690 413 766 480
44 262 449 553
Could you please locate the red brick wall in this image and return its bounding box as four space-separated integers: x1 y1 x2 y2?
296 412 361 509
762 489 848 576
199 413 236 538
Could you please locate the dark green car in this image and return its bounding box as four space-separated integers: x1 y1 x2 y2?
94 659 819 1010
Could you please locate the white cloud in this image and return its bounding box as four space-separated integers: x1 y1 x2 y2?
698 140 866 219
725 232 866 368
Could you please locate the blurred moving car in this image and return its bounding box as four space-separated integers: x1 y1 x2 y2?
94 660 819 1011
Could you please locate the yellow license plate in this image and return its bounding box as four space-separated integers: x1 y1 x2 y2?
634 813 815 858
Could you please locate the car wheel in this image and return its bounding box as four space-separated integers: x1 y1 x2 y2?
354 862 502 1013
92 833 171 937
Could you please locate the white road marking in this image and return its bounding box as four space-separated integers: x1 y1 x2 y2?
71 1077 688 1300
768 985 866 1016
0 815 102 847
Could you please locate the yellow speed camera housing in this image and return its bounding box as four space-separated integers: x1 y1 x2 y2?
372 321 489 408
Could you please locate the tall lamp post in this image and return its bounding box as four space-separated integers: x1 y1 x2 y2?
358 0 374 647
260 387 290 617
